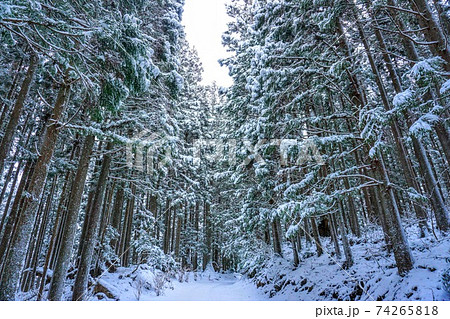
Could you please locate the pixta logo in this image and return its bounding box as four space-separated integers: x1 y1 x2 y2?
126 130 172 174
126 131 323 175
193 138 324 167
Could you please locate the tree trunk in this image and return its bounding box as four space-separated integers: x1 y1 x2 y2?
193 201 199 270
170 204 177 252
432 0 450 35
0 160 25 239
336 207 353 268
387 0 450 162
377 155 414 275
21 174 57 292
271 218 283 256
110 183 125 253
0 58 23 130
310 217 323 257
18 181 48 292
329 214 341 259
434 122 450 166
72 141 113 301
0 55 37 175
409 0 450 70
202 201 211 270
48 134 95 300
304 219 311 245
0 81 69 301
163 198 172 254
291 237 299 267
174 210 182 258
411 136 449 231
36 175 69 301
0 115 31 207
121 183 135 267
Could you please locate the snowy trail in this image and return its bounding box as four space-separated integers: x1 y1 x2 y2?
142 272 267 301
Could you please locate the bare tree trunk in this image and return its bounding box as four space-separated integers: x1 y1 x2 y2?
0 80 70 300
434 122 450 166
175 209 182 258
36 179 67 301
163 198 172 254
0 161 33 273
340 168 361 236
408 0 450 70
411 137 449 231
94 179 116 272
202 201 211 270
310 217 323 257
21 174 57 292
0 115 31 207
192 201 199 270
48 134 94 300
271 218 283 256
432 0 450 35
111 183 125 253
72 142 112 301
368 13 431 233
336 206 353 268
329 214 341 259
0 58 23 130
0 160 25 238
0 55 37 175
377 155 414 275
76 189 94 265
291 237 299 267
50 144 79 271
170 204 177 252
18 182 47 291
304 219 311 245
121 183 135 267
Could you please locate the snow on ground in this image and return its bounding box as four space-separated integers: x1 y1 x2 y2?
143 272 265 301
253 223 450 301
86 223 449 301
89 265 267 301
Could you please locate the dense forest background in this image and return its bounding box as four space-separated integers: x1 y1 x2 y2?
0 0 449 301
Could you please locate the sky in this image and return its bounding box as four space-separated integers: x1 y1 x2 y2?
182 0 233 87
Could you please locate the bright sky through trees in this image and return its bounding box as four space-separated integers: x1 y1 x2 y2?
182 0 233 87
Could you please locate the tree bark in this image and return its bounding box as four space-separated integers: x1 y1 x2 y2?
0 55 37 175
408 0 450 70
72 141 113 301
291 237 299 267
163 198 172 254
121 183 135 267
110 183 125 253
310 217 323 257
0 58 23 130
21 174 57 292
202 201 211 270
377 155 414 275
271 218 283 256
336 207 353 268
0 81 69 300
48 134 95 300
329 214 341 259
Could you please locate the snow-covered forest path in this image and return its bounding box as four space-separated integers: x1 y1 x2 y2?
143 272 267 301
96 266 268 301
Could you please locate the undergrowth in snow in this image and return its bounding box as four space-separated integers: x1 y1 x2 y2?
29 222 449 301
252 223 450 301
88 265 264 301
89 265 173 301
